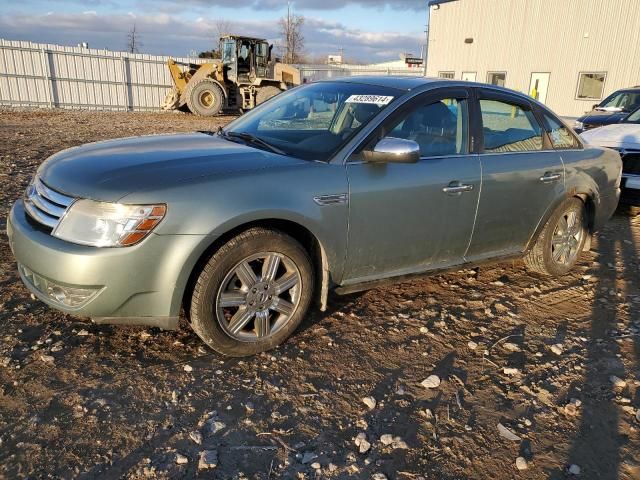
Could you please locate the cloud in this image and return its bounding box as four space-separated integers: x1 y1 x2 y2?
0 11 422 62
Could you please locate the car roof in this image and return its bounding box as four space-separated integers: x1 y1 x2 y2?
320 76 445 91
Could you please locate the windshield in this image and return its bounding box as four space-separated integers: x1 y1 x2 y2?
623 107 640 124
224 82 403 161
598 90 640 112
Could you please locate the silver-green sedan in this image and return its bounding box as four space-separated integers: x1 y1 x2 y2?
7 77 621 356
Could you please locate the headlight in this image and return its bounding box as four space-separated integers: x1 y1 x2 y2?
574 121 584 130
52 199 166 247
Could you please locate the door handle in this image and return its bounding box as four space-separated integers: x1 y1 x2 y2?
443 183 474 195
539 172 562 183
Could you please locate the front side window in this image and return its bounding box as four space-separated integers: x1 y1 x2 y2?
480 99 543 153
222 40 235 64
225 82 402 161
576 72 606 100
384 98 468 157
487 72 506 87
542 113 580 149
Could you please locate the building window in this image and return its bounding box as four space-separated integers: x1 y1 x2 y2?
487 72 506 87
576 72 607 100
438 72 455 79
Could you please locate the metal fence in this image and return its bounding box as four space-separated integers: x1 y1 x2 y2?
298 65 425 83
0 39 425 112
0 39 206 112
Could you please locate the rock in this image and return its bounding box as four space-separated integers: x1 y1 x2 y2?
419 326 429 334
421 375 441 389
635 410 640 422
208 420 226 435
354 432 371 453
467 341 478 350
516 457 528 470
189 431 203 445
610 376 626 388
301 452 317 464
175 453 188 465
503 367 519 376
183 365 193 373
379 434 407 449
503 342 520 352
372 474 388 480
40 354 54 364
198 450 218 470
497 423 521 441
568 464 581 475
380 434 394 446
77 329 89 336
550 344 563 355
563 404 578 416
362 396 377 410
310 462 321 469
328 463 338 472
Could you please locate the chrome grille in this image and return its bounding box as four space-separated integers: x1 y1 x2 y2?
23 177 75 229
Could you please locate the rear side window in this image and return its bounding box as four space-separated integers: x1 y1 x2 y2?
542 113 581 149
480 99 543 153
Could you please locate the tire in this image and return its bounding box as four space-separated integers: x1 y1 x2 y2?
190 228 314 357
524 198 588 277
255 86 283 106
186 79 224 117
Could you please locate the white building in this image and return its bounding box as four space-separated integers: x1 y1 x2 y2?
426 0 640 117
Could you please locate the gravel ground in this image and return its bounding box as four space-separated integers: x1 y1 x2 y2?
0 109 639 480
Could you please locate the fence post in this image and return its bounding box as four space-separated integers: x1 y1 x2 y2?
40 48 54 108
121 56 129 111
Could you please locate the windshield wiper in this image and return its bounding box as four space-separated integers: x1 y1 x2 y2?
219 129 287 156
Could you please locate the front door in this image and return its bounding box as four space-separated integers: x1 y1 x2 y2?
343 88 481 284
529 72 550 104
465 89 564 260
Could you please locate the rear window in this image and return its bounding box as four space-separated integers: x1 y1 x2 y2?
542 113 581 150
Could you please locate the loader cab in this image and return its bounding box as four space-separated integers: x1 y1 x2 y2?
221 36 272 85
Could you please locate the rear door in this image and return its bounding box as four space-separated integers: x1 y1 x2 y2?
343 87 481 283
465 89 565 260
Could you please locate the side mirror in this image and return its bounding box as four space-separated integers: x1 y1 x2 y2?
363 137 420 164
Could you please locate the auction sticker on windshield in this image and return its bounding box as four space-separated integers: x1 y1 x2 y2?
345 95 394 106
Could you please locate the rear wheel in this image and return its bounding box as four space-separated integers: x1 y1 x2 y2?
256 86 283 106
190 228 314 357
524 198 588 277
186 79 224 116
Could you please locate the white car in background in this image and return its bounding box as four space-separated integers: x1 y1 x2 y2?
580 108 640 214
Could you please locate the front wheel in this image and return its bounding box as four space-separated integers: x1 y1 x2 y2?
190 228 314 357
524 198 588 277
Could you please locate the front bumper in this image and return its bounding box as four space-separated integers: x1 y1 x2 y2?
7 200 210 329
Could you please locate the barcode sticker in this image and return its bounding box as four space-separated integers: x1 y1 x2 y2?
345 95 394 106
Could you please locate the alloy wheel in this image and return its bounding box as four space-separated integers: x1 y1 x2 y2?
551 210 585 266
215 252 302 342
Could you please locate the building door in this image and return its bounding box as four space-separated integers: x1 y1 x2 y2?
529 73 550 103
461 72 477 82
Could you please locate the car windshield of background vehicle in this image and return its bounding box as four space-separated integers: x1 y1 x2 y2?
598 90 640 112
480 99 543 153
224 82 403 162
623 108 640 124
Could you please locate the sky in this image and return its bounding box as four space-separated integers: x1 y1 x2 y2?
0 0 428 63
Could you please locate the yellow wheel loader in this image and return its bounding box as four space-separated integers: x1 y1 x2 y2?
162 35 302 116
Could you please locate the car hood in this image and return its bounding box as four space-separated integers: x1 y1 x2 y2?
578 110 628 125
580 123 640 149
37 132 306 202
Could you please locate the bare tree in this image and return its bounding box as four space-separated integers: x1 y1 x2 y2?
126 23 142 54
279 4 305 64
215 19 233 40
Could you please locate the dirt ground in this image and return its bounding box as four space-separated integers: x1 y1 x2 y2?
0 109 639 480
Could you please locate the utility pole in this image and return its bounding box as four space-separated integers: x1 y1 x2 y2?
423 5 430 77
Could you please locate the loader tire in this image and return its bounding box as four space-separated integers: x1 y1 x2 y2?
256 86 283 106
186 79 224 116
